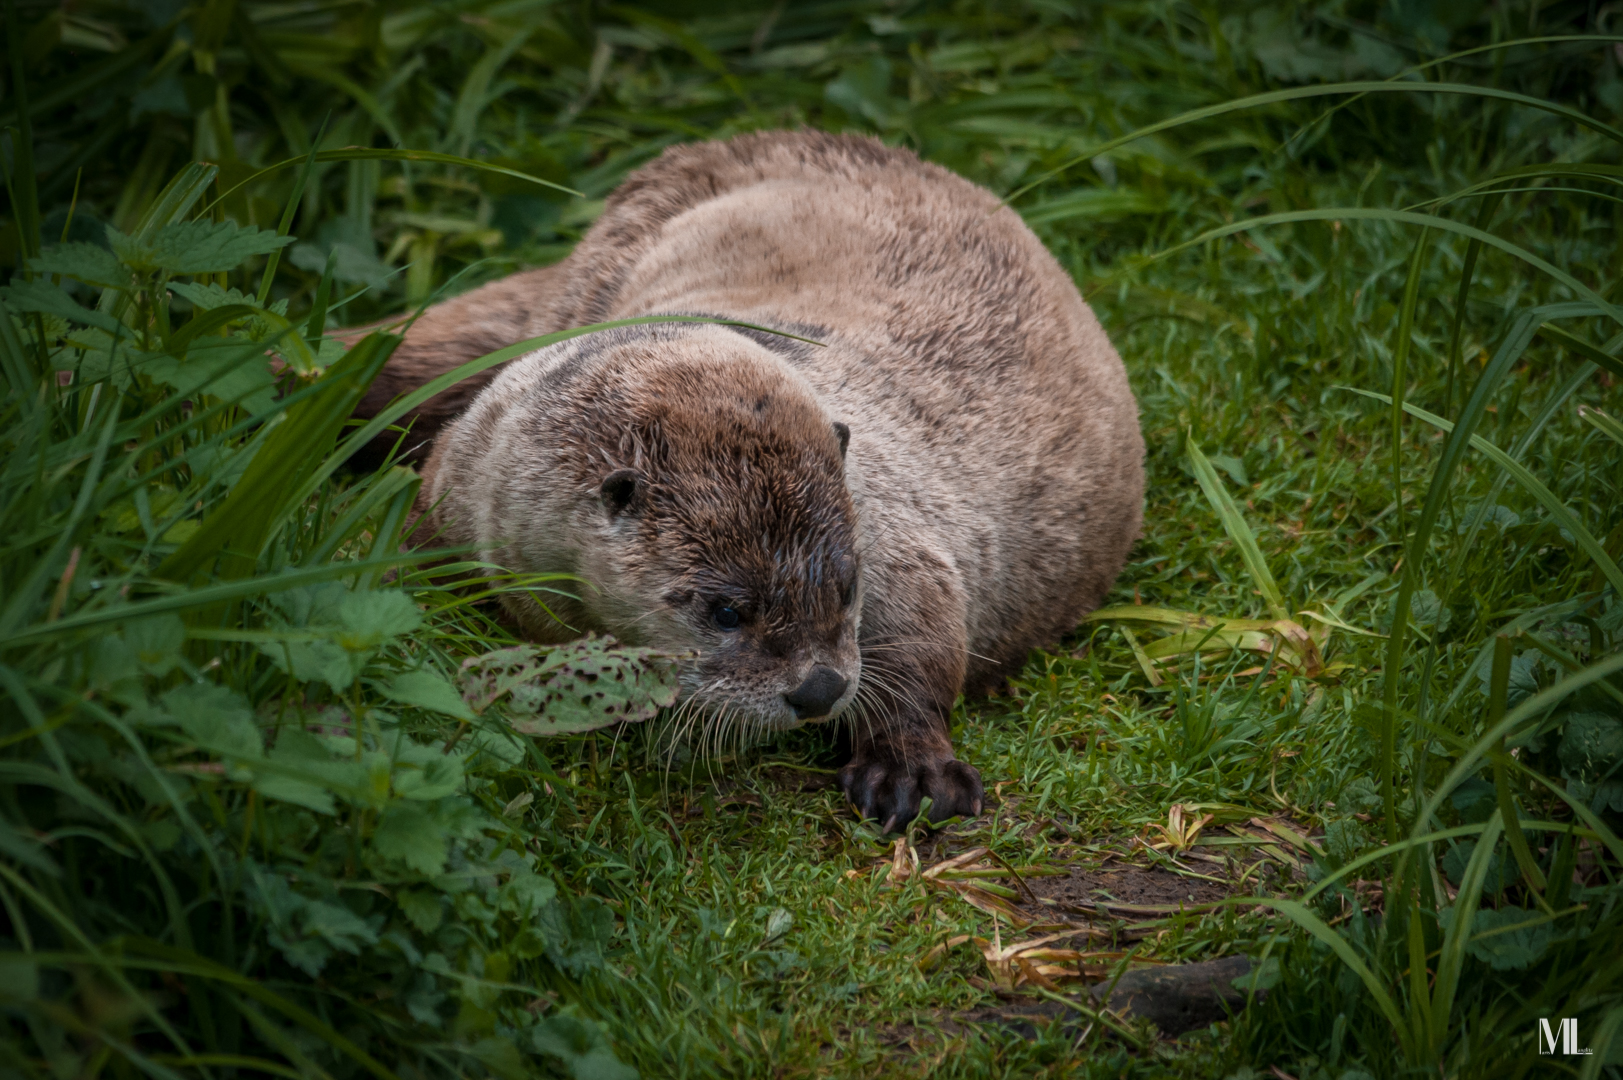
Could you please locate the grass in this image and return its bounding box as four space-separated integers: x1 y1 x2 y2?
4 1 1623 1077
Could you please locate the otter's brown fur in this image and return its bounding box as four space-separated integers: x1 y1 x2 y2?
362 131 1145 829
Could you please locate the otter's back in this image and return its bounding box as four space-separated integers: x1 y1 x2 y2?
548 132 1141 683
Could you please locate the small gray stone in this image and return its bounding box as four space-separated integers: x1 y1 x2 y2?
1090 955 1253 1036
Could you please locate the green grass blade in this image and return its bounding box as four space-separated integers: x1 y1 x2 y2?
3 0 40 265
1006 77 1623 205
1185 437 1286 620
1374 313 1541 841
1390 228 1433 549
1416 649 1623 859
1490 635 1551 901
1429 809 1504 1056
1348 388 1623 598
1149 209 1623 329
204 148 581 216
157 332 397 583
1580 1007 1623 1080
1242 897 1407 1037
0 550 432 648
0 405 116 636
258 117 328 306
449 27 536 157
1444 196 1502 417
1580 405 1623 448
1540 322 1623 381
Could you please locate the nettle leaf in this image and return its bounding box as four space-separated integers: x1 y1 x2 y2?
254 729 340 814
260 638 357 693
29 242 129 289
1439 904 1553 971
1449 777 1497 824
251 869 381 977
336 590 424 652
158 683 261 761
144 337 279 414
1478 649 1541 708
397 889 445 934
107 220 294 274
464 636 683 737
500 871 557 917
373 802 449 875
1 278 125 333
169 280 265 311
528 1013 638 1080
392 740 464 801
1442 838 1519 894
381 670 476 721
1558 711 1623 777
537 895 616 977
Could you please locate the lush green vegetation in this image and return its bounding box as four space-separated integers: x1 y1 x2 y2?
5 1 1623 1077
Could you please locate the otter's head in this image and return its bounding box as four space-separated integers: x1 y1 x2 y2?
539 324 862 733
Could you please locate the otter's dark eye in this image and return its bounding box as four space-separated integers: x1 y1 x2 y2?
712 606 742 631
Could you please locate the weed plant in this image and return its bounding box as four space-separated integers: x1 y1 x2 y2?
4 1 1623 1078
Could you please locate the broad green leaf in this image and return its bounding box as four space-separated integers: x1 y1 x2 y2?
336 591 423 652
0 278 125 333
1558 711 1623 776
372 803 448 875
1441 839 1518 894
397 890 444 934
381 670 476 721
29 242 129 289
254 729 339 815
168 280 268 312
158 683 261 761
125 615 186 675
391 741 464 801
1438 905 1553 971
144 337 279 414
528 1013 638 1080
108 220 296 274
499 871 557 917
259 638 356 693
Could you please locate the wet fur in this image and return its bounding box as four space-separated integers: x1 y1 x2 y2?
364 131 1145 828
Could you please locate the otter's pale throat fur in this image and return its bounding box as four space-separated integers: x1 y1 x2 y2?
361 131 1145 830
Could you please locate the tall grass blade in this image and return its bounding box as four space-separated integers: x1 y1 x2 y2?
1151 210 1623 329
1490 634 1551 902
1374 313 1540 840
1429 809 1504 1058
1186 438 1286 620
1241 897 1408 1040
1350 388 1623 598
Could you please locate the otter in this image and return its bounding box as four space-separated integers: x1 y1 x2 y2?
359 131 1144 830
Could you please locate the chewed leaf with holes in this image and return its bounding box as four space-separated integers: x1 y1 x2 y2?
459 645 564 714
473 635 684 736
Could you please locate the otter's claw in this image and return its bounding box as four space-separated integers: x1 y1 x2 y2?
838 757 984 833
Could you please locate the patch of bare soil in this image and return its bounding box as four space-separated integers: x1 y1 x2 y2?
1028 861 1233 913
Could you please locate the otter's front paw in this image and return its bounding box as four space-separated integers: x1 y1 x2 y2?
838 756 984 833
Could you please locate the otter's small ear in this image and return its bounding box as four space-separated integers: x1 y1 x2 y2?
600 469 647 516
832 422 850 459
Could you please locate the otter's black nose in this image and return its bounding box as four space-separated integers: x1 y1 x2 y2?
784 665 848 720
